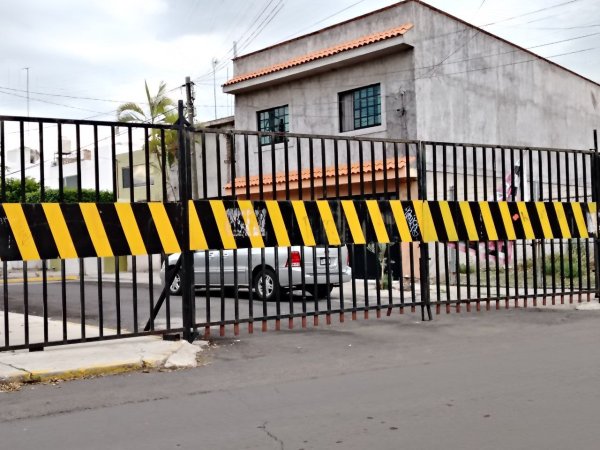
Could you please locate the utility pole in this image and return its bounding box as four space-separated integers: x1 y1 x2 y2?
185 76 199 199
212 58 218 120
22 67 30 117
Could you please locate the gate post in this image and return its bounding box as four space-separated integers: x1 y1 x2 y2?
593 130 600 300
417 142 432 321
177 100 197 342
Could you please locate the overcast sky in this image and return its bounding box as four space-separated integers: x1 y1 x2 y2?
1 0 599 123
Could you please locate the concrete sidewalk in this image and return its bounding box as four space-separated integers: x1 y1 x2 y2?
0 312 208 388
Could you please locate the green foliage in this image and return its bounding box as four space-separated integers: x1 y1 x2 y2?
117 80 178 166
3 177 40 202
458 263 476 274
543 248 586 278
25 188 114 203
2 177 113 203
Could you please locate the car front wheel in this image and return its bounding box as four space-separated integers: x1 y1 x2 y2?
253 268 278 301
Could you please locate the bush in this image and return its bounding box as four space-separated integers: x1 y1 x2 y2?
25 188 114 203
543 252 584 278
2 177 40 202
458 263 475 274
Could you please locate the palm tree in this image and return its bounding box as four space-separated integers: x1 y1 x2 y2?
117 81 179 198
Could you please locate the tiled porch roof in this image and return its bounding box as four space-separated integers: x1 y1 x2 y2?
225 156 413 190
224 23 413 86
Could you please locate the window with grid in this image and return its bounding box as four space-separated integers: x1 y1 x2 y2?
339 84 381 132
257 105 289 146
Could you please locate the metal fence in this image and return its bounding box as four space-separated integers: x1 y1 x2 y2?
0 105 597 351
0 112 184 350
423 141 598 313
190 127 428 337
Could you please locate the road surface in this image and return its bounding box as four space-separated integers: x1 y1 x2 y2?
2 307 600 449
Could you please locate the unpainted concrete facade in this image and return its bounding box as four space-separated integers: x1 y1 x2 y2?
225 0 600 154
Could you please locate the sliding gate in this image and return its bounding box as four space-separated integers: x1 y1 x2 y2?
0 104 597 351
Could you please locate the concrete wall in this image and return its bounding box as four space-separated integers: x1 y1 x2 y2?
409 1 600 149
234 50 416 140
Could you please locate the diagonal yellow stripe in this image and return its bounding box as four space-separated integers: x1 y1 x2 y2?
316 201 341 246
3 204 40 260
148 202 181 253
478 201 498 241
188 201 208 250
366 200 390 243
413 200 438 243
498 202 516 240
571 202 589 238
292 201 316 246
389 201 413 242
114 203 147 255
459 202 479 241
265 201 291 247
438 201 458 242
588 202 597 215
516 202 535 239
79 204 113 257
42 203 78 259
553 202 571 239
238 200 265 248
535 202 554 238
341 200 366 245
209 200 237 250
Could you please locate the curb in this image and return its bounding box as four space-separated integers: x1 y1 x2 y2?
0 338 209 389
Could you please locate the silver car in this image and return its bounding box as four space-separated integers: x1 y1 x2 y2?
160 246 352 300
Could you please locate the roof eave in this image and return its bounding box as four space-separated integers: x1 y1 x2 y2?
223 37 413 94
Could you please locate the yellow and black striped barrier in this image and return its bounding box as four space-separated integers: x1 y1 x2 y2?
0 202 182 261
0 200 596 261
189 199 597 250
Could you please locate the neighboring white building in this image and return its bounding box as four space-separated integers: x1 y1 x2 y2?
7 138 114 193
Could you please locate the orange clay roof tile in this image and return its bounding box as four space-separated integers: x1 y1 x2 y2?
226 157 410 189
224 23 413 86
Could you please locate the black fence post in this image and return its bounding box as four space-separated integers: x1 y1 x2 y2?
417 142 432 321
593 130 600 300
177 100 197 342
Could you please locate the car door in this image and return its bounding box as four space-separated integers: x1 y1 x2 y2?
193 250 207 286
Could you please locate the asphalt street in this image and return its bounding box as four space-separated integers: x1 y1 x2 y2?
2 307 600 449
2 278 397 336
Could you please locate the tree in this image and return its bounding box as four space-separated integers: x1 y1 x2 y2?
116 81 179 199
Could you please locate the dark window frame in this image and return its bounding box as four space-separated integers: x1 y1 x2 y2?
122 164 154 189
63 174 78 189
338 83 382 132
257 105 289 146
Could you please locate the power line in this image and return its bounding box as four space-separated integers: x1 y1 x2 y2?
0 88 110 115
425 0 585 79
191 0 284 84
237 0 286 53
479 0 581 27
278 0 369 42
0 85 138 104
